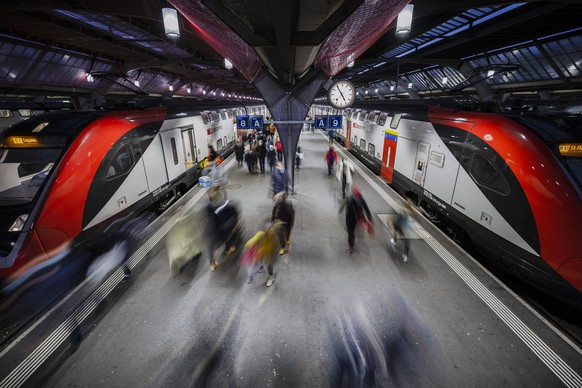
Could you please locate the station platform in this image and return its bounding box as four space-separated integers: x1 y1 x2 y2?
1 130 582 387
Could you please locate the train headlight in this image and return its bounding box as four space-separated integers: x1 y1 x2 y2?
9 214 28 232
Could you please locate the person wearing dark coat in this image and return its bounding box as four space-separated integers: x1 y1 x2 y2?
271 162 290 197
235 141 244 166
271 192 295 255
256 139 267 174
244 149 257 174
339 187 372 254
267 144 277 172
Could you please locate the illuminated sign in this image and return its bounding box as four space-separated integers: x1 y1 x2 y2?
559 143 582 157
3 136 41 147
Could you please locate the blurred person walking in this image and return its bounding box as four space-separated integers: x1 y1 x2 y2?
271 162 291 197
267 144 277 172
389 198 414 262
256 139 267 174
271 192 295 256
336 156 355 199
295 146 304 169
339 187 373 254
324 146 337 177
235 140 244 166
203 186 241 271
275 138 283 162
240 221 284 287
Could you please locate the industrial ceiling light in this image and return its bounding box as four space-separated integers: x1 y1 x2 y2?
442 76 448 85
187 85 191 93
390 85 395 91
169 84 174 91
203 90 206 95
134 79 140 87
487 70 495 77
375 88 379 93
396 4 414 35
86 72 94 82
365 90 369 95
224 59 233 70
162 8 180 38
408 82 413 88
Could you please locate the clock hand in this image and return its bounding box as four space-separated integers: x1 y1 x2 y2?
338 88 346 102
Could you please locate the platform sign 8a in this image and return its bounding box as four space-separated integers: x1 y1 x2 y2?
236 115 250 129
329 115 342 129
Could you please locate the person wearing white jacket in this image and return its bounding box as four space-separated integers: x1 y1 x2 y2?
336 157 355 199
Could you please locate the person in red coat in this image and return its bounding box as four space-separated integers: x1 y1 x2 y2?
324 146 337 177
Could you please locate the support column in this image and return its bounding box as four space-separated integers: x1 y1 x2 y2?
253 67 328 192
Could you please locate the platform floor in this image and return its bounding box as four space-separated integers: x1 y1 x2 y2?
2 130 582 387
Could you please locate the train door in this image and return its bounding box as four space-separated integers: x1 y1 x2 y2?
159 128 186 182
381 129 398 183
413 141 430 187
181 127 196 168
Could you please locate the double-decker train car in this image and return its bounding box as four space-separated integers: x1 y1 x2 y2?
0 102 265 281
314 101 582 307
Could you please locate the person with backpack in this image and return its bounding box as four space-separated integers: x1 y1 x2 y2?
271 162 291 197
324 145 337 177
271 191 295 256
339 186 373 254
389 198 413 262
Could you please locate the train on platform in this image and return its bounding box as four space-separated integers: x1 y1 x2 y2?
314 101 582 307
0 102 267 281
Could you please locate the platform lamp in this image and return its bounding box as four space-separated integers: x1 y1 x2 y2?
396 4 414 35
162 8 180 38
224 59 233 70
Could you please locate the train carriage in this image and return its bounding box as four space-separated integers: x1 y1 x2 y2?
316 101 582 307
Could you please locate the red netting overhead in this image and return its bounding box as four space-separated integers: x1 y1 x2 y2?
316 0 410 77
169 0 263 82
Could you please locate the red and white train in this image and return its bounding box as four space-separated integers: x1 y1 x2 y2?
315 101 582 307
0 102 267 281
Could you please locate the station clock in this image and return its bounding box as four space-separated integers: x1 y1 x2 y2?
328 80 356 109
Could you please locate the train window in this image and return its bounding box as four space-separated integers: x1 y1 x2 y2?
216 138 223 150
201 112 210 125
219 111 227 120
223 136 227 148
429 151 445 168
0 110 13 118
352 111 358 119
378 112 388 126
368 112 376 123
106 145 134 179
368 143 375 155
360 139 366 150
471 154 509 195
390 114 402 129
353 135 358 145
170 138 179 165
211 112 219 122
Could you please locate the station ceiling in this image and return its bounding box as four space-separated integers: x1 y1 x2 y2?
0 0 581 107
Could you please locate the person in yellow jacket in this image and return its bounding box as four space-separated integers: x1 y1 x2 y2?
240 220 283 286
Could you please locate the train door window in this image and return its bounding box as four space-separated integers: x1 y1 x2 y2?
471 154 509 195
360 139 366 150
211 112 219 122
223 136 227 148
353 135 358 146
390 114 402 129
201 112 210 125
368 143 375 156
378 112 388 126
106 145 134 179
188 131 196 161
0 109 12 118
170 138 179 165
219 111 227 120
216 138 223 151
429 151 445 168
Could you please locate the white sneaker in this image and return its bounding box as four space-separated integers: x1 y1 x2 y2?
402 254 408 262
266 276 275 287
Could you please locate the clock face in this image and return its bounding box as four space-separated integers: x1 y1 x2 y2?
328 81 355 109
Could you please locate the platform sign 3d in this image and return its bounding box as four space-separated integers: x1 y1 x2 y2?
315 115 329 129
250 115 264 130
329 115 342 129
236 115 250 129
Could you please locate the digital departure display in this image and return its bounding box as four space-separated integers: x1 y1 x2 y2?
2 136 41 147
559 143 582 157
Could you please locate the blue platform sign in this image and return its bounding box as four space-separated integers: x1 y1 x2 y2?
329 115 342 129
236 115 250 129
250 115 264 130
315 115 329 129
